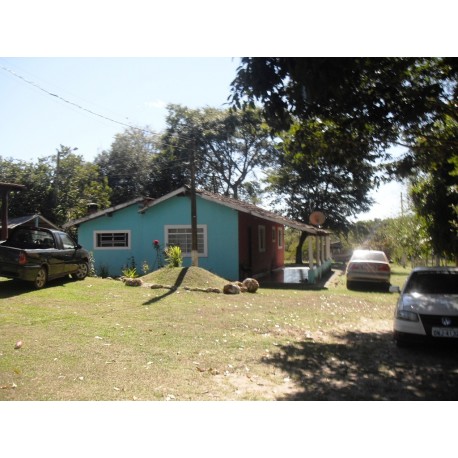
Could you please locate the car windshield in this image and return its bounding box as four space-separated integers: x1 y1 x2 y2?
351 251 387 262
404 271 458 294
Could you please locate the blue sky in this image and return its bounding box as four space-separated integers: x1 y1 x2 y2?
0 56 408 220
0 57 240 161
1 3 450 222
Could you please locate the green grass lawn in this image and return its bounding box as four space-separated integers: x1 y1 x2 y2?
1 265 457 401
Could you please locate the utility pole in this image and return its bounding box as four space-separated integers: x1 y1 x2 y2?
190 138 198 267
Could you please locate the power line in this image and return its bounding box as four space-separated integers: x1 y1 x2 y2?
0 64 162 136
0 64 248 155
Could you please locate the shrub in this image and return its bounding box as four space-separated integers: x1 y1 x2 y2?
165 245 183 268
121 266 138 278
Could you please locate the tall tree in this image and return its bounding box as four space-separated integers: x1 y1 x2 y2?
402 116 458 263
0 156 54 219
230 58 456 150
95 127 160 205
52 146 112 224
230 57 457 254
157 104 275 201
0 146 111 226
266 119 376 262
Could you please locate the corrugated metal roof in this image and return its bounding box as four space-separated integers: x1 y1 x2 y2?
63 197 152 228
0 214 60 231
141 187 328 235
64 187 330 235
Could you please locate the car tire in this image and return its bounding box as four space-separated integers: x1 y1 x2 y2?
71 262 89 280
34 267 48 289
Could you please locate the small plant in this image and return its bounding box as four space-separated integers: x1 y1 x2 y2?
98 264 110 278
121 266 138 278
88 252 96 277
153 239 164 269
141 260 150 275
165 245 183 268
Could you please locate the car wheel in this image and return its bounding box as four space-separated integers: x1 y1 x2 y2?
71 262 89 280
346 280 353 289
34 267 48 289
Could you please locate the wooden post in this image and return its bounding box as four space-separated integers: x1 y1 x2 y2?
190 141 198 267
1 189 8 240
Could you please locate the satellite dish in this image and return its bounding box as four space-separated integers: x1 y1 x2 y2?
309 211 326 226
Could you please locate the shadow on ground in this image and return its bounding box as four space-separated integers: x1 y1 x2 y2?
264 329 458 400
142 267 189 305
0 276 75 298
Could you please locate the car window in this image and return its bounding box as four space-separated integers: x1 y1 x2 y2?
351 251 387 262
60 233 77 249
404 272 458 294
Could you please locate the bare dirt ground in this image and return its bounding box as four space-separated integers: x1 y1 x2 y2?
211 319 458 401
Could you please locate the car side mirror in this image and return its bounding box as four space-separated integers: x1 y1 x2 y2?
389 285 401 294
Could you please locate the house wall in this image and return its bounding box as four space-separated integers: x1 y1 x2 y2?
142 195 239 280
238 212 284 278
76 203 145 278
77 195 240 280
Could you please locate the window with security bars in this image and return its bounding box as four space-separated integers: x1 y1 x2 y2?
165 225 207 256
94 231 130 249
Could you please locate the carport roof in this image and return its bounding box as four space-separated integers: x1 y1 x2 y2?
0 214 60 231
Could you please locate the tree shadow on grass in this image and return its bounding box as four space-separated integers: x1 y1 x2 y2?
142 267 189 305
264 330 458 400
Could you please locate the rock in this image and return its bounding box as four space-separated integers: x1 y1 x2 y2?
206 288 222 293
223 283 241 294
242 278 259 293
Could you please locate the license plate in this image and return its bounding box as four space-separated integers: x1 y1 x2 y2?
432 327 458 338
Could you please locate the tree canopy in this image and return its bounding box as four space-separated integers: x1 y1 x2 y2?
0 146 111 227
157 104 275 201
230 57 458 261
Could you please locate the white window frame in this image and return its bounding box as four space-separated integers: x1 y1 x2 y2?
277 227 283 249
272 227 276 243
258 225 266 253
94 230 131 250
164 225 208 257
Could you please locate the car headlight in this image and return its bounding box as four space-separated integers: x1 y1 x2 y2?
396 309 419 322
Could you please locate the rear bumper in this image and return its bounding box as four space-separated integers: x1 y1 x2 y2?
346 273 390 283
0 265 40 282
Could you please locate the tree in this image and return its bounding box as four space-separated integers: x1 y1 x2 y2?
51 146 112 224
0 156 54 219
266 119 376 262
230 57 457 255
95 127 160 205
230 58 457 148
0 147 111 227
156 104 276 201
393 115 458 264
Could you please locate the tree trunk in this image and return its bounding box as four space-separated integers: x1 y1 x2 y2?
295 231 308 264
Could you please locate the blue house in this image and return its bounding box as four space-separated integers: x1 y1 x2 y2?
64 187 330 281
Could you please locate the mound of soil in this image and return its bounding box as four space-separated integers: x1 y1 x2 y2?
141 266 228 290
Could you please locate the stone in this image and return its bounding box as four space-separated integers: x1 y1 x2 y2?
242 277 259 293
223 283 241 294
123 278 143 287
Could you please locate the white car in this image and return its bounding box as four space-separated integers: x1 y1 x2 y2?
345 249 391 289
391 266 458 346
